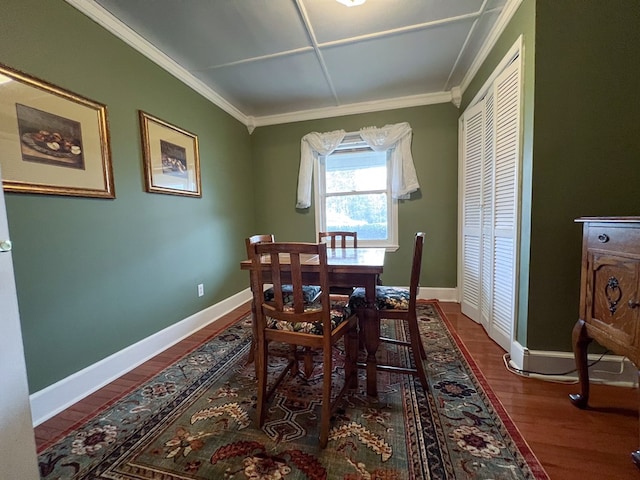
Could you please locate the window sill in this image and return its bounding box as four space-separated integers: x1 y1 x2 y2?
359 243 399 252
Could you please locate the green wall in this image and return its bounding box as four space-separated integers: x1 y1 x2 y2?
250 104 460 288
461 0 536 347
1 0 254 392
526 0 640 350
462 0 640 352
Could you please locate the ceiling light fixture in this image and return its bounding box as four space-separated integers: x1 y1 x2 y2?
336 0 366 6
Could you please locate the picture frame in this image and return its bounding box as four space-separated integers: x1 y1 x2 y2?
0 63 115 198
139 111 201 197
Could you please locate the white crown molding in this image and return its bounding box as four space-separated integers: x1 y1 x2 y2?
459 0 524 97
65 0 247 125
252 91 452 129
466 35 522 109
450 86 462 108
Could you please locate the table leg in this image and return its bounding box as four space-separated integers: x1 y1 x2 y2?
362 277 379 397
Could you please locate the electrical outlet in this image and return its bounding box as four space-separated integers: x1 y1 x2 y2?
197 283 204 297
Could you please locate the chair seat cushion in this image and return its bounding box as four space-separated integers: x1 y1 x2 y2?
348 286 409 310
266 298 352 335
263 285 321 304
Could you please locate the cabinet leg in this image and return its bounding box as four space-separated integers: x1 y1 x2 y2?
569 319 592 409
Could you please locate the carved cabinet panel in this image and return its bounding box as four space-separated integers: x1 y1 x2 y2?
571 217 640 467
587 252 640 349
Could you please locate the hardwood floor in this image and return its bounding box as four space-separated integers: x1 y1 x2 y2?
34 302 639 479
439 302 638 480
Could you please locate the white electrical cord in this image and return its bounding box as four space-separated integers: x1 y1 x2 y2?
502 353 578 384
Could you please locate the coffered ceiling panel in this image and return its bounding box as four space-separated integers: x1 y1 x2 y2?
194 51 336 116
322 20 475 104
303 0 486 43
72 0 515 126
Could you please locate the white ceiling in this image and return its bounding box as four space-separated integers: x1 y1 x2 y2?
67 0 517 129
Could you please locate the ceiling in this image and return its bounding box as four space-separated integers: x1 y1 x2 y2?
67 0 517 129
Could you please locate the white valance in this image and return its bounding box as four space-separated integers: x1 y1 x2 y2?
296 122 419 208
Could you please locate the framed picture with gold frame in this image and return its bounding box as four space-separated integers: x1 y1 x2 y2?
0 63 115 198
139 111 201 197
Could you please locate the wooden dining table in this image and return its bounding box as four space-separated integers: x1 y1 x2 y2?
240 247 386 397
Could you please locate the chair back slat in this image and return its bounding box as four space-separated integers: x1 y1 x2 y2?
288 251 304 313
318 231 357 248
267 250 284 310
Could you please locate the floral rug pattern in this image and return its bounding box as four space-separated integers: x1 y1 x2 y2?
37 302 548 479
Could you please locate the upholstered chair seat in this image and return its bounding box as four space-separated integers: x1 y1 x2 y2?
264 284 321 304
265 297 352 335
349 286 409 311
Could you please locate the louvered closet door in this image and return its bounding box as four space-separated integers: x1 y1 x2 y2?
488 58 521 351
460 101 484 322
459 52 521 351
480 89 495 332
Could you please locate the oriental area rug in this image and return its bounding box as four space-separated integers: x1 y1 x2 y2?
37 301 549 479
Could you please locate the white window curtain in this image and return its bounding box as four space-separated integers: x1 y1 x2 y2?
296 122 419 208
296 129 346 208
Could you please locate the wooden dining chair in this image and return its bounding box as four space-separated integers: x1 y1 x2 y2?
348 232 428 390
251 241 358 448
318 231 359 295
318 230 357 249
244 234 321 372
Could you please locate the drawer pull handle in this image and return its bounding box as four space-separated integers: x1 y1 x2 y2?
629 300 640 309
597 234 609 243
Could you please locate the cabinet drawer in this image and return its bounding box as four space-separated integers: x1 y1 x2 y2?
586 224 640 256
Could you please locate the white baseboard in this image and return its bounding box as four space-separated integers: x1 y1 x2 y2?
509 341 529 369
418 287 458 302
29 286 457 426
30 289 253 426
509 340 637 387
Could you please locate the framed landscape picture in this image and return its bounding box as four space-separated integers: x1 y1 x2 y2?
0 63 115 198
139 111 201 197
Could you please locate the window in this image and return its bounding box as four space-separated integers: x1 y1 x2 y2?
299 123 418 250
314 138 398 249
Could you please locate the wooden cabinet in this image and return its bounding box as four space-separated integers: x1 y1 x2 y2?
570 217 640 466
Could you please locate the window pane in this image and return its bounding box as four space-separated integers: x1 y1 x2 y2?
325 151 386 193
326 193 388 240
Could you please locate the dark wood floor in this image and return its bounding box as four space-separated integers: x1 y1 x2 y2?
34 302 639 479
439 302 639 480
